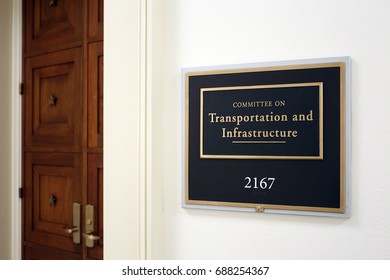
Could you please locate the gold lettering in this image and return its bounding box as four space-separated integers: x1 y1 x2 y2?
221 127 298 138
292 110 314 122
209 112 217 122
209 112 289 125
232 101 273 108
237 116 243 125
306 110 314 121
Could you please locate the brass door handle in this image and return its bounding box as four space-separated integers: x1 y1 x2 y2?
63 227 79 234
83 232 100 242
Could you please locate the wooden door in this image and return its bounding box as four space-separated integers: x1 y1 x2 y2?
22 0 104 260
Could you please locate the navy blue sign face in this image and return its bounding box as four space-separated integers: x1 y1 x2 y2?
185 61 347 214
201 83 323 159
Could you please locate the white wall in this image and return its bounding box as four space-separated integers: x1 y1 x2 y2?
0 0 12 260
159 0 390 259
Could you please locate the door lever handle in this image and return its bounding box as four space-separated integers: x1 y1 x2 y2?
83 232 100 242
63 226 79 234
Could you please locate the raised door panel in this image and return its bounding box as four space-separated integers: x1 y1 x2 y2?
25 48 83 150
87 153 103 259
25 0 83 55
88 0 104 40
88 42 103 148
24 152 82 255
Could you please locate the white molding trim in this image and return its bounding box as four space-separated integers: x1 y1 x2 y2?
11 0 22 260
145 0 165 260
130 0 165 260
104 0 148 259
139 0 147 260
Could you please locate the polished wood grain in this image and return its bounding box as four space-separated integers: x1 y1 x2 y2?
88 0 104 41
25 0 83 55
88 42 104 148
24 152 82 254
25 48 83 150
87 153 103 259
23 0 104 260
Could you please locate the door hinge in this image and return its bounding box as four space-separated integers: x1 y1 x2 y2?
18 188 23 199
19 83 23 95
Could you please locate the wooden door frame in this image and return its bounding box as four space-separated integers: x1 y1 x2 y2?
12 0 164 260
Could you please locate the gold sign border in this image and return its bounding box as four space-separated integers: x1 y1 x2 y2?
200 82 324 160
185 62 346 214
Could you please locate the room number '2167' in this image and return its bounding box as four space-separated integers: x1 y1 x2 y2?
244 177 275 189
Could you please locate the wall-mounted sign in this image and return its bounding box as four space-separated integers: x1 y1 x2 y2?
183 57 351 217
